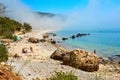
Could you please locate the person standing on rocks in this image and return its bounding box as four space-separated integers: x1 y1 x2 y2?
94 49 96 54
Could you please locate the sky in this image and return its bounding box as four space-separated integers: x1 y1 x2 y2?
20 0 120 30
21 0 120 14
21 0 88 14
1 0 120 31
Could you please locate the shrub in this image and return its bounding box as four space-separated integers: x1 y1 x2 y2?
0 17 32 39
23 23 32 31
3 33 13 39
47 71 78 80
0 44 8 62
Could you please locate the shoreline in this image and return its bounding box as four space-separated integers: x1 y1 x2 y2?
6 30 120 80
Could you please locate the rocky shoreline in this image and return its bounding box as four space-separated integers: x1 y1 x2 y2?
5 31 120 80
42 32 120 63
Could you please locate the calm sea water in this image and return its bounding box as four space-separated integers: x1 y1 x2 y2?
55 30 120 58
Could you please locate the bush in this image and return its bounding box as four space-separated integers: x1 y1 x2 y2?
0 44 8 62
47 71 78 80
3 33 13 39
23 23 32 31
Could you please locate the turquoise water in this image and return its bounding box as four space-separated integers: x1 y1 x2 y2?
55 30 120 57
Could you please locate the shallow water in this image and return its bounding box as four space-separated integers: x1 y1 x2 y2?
55 30 120 58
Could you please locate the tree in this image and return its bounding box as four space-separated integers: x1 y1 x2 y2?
23 23 32 31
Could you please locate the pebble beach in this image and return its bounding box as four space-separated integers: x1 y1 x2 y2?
6 30 120 80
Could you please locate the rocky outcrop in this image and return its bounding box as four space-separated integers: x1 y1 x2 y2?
51 48 100 72
50 47 68 60
28 37 39 43
68 49 99 72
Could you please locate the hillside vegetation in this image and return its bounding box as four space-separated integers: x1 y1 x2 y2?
0 17 32 39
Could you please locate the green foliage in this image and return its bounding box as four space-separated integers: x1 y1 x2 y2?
0 44 8 62
3 33 13 39
23 23 32 31
0 17 23 39
47 71 78 80
0 17 32 39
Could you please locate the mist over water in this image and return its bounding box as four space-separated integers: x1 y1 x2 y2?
1 0 120 31
65 0 120 31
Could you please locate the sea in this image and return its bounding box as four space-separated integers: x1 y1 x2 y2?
54 30 120 58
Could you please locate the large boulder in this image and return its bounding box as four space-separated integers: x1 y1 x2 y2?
28 37 39 43
50 47 68 60
63 49 100 72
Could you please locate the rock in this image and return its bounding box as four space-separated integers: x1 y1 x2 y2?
0 70 4 75
70 35 76 39
50 47 68 60
99 57 111 65
76 33 90 37
57 41 62 43
28 37 39 43
43 34 49 38
63 53 70 65
62 37 68 41
76 33 81 37
40 39 46 42
69 49 99 72
50 40 56 44
108 55 120 64
53 33 56 36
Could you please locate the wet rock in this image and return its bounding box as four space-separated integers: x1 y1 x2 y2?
28 37 39 43
57 41 62 43
109 55 120 64
70 35 76 39
50 47 68 60
62 37 68 41
76 33 90 37
76 33 81 37
99 57 111 65
45 33 56 37
53 33 56 36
